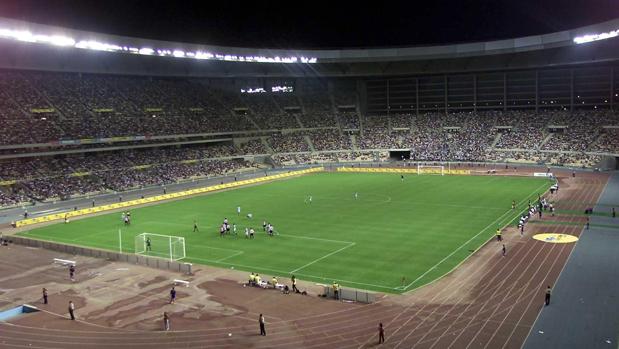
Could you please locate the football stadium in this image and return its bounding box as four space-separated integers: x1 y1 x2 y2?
0 3 618 348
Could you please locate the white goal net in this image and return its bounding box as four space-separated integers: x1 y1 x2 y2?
135 233 186 261
417 164 445 176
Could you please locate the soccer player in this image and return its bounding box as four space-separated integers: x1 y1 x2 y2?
193 221 199 233
262 221 267 231
64 214 69 224
309 196 312 204
354 192 358 200
268 224 274 237
223 218 228 226
220 224 225 237
233 223 237 235
247 213 253 219
237 206 241 215
401 174 404 181
250 228 255 239
245 227 249 239
146 237 152 251
511 200 516 210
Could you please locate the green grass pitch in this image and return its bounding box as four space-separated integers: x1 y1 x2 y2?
18 172 551 293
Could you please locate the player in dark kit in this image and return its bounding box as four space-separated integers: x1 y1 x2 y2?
146 237 152 251
170 286 176 304
193 221 199 232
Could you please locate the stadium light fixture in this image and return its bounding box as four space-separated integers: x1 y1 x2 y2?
0 25 317 64
573 29 619 44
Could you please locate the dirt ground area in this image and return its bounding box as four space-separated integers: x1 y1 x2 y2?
0 168 607 348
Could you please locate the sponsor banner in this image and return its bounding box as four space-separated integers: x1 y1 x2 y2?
337 167 470 175
0 180 17 186
534 172 554 177
533 233 579 244
15 167 323 227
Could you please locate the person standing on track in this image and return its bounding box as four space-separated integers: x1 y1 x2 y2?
291 275 299 293
259 314 266 336
42 288 48 304
163 312 170 331
69 264 76 282
68 301 76 320
496 228 502 242
378 322 385 344
545 285 552 306
170 286 176 304
502 244 506 257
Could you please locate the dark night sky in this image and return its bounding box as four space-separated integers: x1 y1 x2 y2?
0 0 618 49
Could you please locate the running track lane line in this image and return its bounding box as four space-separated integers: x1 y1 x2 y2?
456 175 599 349
509 175 609 349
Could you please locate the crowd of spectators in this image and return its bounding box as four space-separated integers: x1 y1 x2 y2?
338 112 360 129
238 139 270 154
268 133 310 153
2 70 619 207
0 144 260 205
308 130 352 151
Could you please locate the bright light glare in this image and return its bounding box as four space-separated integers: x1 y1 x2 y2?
573 29 619 44
0 26 317 64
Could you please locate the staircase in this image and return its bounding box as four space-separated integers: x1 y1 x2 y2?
539 133 554 149
261 137 274 153
304 135 316 152
490 133 503 149
350 134 359 151
294 113 305 128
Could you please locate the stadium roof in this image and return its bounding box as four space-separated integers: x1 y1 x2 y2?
0 16 619 77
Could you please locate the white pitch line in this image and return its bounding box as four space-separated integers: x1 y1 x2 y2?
215 250 244 262
278 233 355 245
401 181 550 291
289 242 356 274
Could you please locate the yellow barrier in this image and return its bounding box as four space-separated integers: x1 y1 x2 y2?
15 167 323 228
336 167 470 175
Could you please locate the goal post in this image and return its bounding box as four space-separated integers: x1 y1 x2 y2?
135 233 186 261
417 164 445 176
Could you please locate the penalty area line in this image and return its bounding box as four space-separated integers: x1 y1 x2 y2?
289 242 356 274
